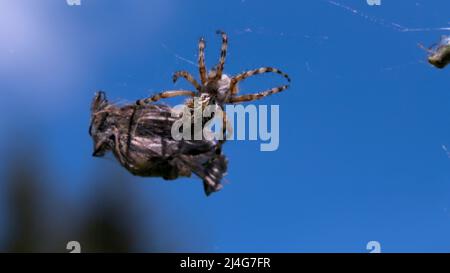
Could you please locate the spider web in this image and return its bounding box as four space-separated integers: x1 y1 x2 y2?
323 0 450 72
160 42 198 67
158 1 449 75
325 0 450 33
321 0 450 162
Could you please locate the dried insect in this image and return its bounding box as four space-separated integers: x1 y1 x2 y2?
136 30 291 108
89 91 227 196
419 36 450 69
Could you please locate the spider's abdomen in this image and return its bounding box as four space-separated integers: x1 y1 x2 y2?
217 74 232 102
204 74 233 105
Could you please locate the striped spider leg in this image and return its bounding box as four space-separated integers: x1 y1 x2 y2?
212 30 228 81
228 67 291 103
198 36 208 85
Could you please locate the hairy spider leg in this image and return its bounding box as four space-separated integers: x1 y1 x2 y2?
229 85 290 104
172 71 202 93
198 37 208 84
229 67 291 96
214 30 228 80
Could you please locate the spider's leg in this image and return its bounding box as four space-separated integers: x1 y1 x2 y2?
230 67 291 95
218 111 233 146
214 30 228 80
229 85 289 104
198 37 208 84
136 90 196 105
172 71 202 93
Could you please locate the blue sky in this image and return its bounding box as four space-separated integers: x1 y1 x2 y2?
1 0 450 252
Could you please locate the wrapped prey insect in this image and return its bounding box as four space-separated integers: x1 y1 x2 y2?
89 91 227 196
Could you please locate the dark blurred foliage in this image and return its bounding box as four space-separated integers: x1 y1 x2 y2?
1 143 177 253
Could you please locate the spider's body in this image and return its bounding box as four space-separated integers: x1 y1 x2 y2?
90 92 227 195
137 31 291 108
135 31 291 148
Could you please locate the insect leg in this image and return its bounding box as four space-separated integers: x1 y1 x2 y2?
136 90 196 105
172 71 202 92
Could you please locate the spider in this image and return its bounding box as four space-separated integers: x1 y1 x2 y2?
419 35 450 69
136 30 291 107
